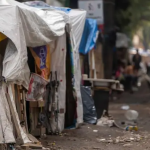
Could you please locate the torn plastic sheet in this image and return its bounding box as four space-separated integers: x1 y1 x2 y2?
27 73 48 101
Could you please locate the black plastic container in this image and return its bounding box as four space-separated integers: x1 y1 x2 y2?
93 90 109 119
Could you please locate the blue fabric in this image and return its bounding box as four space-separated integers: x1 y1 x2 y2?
79 19 98 55
50 6 71 13
24 1 71 13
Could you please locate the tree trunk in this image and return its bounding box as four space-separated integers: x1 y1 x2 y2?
103 0 115 79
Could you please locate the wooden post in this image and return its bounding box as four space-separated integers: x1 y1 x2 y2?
5 93 24 145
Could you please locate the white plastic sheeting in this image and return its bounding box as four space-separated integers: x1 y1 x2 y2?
0 0 66 87
0 0 66 41
0 84 15 144
0 0 86 133
69 10 86 51
69 10 86 125
46 9 86 130
8 85 31 144
0 0 67 143
3 39 30 88
0 83 31 144
50 34 66 132
22 1 86 126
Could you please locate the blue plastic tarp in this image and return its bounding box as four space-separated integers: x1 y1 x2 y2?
50 6 71 13
79 19 98 55
24 1 71 13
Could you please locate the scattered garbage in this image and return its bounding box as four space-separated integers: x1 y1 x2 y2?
97 139 106 142
125 126 138 131
97 117 114 127
125 110 139 121
121 105 130 110
93 130 98 133
97 133 143 145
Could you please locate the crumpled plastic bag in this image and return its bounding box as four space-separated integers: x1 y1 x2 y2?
97 117 114 127
81 86 97 124
27 73 48 101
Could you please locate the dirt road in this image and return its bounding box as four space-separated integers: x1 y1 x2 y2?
41 82 150 150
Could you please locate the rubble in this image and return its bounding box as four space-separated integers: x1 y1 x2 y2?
97 133 144 145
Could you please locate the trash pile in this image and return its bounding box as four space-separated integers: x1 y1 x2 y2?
97 132 148 145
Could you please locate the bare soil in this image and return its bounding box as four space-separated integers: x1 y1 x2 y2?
41 81 150 150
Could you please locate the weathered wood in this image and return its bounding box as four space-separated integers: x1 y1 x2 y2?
21 143 42 149
15 85 22 121
83 78 119 83
27 134 40 144
5 93 23 145
30 102 38 107
22 88 29 133
95 43 104 79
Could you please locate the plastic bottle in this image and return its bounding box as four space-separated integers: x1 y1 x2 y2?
125 110 139 121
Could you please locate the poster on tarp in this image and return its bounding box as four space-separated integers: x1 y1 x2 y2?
27 73 48 101
30 45 50 80
78 0 104 31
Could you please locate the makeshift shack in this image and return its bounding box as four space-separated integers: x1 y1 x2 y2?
0 0 86 149
24 0 86 130
79 19 123 122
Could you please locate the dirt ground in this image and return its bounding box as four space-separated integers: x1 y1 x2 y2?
41 81 150 150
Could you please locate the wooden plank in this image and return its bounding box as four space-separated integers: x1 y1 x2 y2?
31 128 41 137
22 88 29 133
27 134 40 144
30 107 40 136
95 43 104 79
5 93 23 145
15 85 22 121
94 87 110 91
30 102 38 108
22 143 42 149
30 107 35 133
83 78 119 83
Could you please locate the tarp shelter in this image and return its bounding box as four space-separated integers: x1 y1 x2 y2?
79 19 98 55
24 1 86 128
0 0 67 144
0 0 86 144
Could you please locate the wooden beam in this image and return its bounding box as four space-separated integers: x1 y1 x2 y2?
5 93 23 145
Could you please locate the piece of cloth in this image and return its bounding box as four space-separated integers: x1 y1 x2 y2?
0 1 66 88
79 19 98 55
